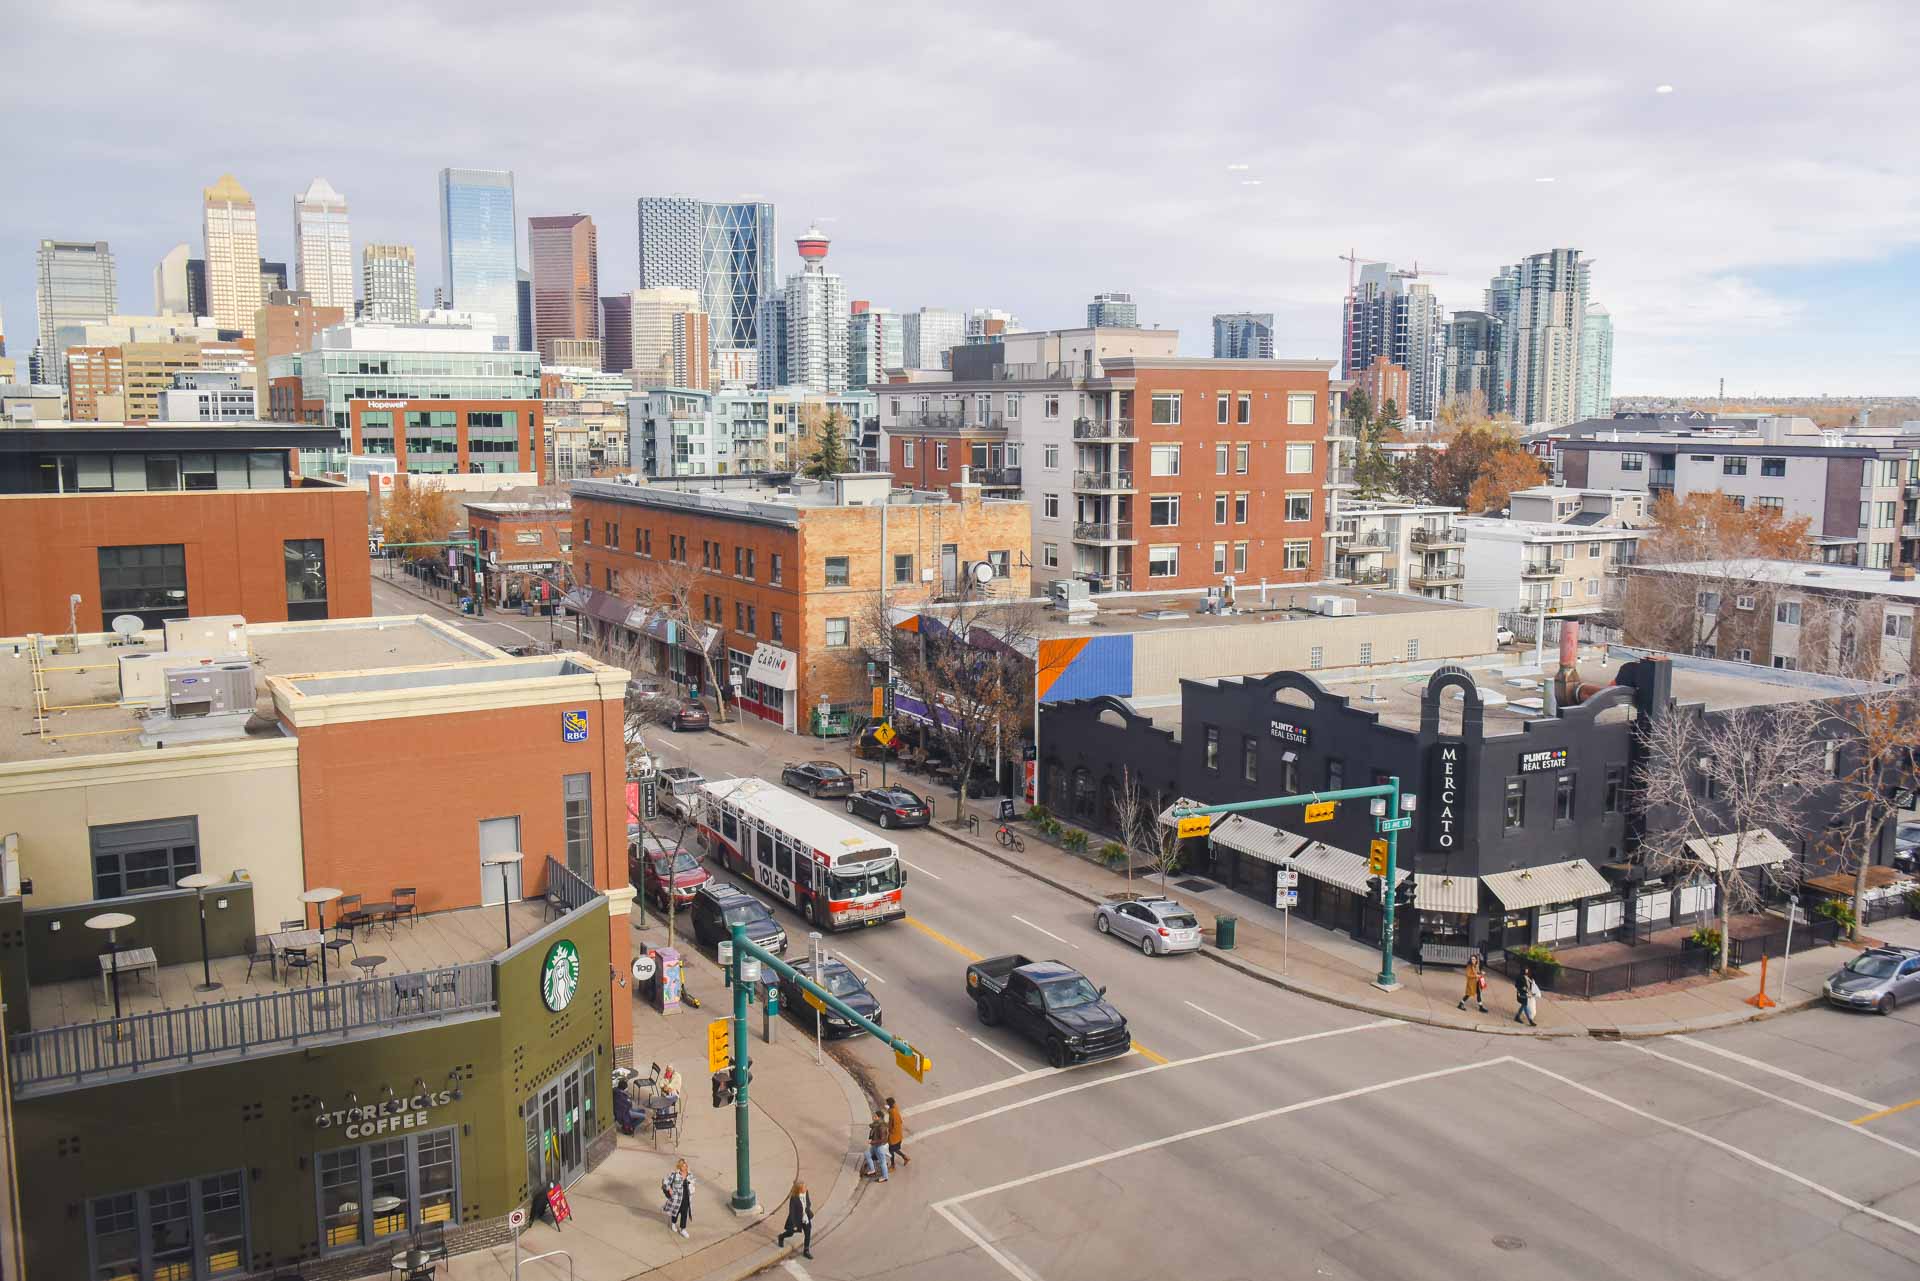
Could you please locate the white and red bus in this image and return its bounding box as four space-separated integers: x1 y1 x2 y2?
695 777 906 931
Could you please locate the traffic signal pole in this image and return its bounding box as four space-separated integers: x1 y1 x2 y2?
1172 778 1408 991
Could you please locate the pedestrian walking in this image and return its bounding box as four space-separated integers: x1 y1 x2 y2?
1513 965 1539 1027
776 1180 814 1259
661 1157 694 1238
1456 953 1488 1013
886 1096 911 1166
861 1111 891 1181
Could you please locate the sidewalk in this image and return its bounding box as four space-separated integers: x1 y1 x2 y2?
391 925 872 1281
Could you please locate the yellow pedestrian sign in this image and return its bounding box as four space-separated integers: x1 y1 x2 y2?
1305 801 1337 823
1176 814 1213 839
895 1047 932 1082
707 1017 732 1072
802 987 826 1014
873 722 897 748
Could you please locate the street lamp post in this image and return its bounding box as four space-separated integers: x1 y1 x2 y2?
177 872 225 993
483 852 525 946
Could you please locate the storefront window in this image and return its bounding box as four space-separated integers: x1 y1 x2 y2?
88 1173 247 1281
285 539 328 620
369 1139 412 1239
89 1193 138 1280
417 1131 457 1226
319 1148 363 1248
318 1129 456 1254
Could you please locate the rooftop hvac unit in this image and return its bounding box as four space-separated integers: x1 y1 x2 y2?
1314 596 1358 617
120 650 243 707
164 661 257 719
1049 580 1093 609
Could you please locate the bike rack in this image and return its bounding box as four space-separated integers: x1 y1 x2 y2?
515 1248 576 1280
964 814 980 836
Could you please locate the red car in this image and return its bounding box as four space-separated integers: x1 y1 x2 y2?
629 833 711 911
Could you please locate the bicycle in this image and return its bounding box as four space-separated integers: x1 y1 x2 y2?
996 824 1025 852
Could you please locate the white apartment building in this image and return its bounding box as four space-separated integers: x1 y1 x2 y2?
781 226 847 393
630 385 875 477
293 178 354 311
1458 487 1646 629
1327 500 1466 599
902 307 965 371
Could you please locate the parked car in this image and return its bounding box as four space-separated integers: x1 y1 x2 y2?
846 786 931 829
671 702 710 732
1894 822 1920 874
1823 946 1920 1013
655 767 706 819
1094 897 1202 956
781 760 855 798
690 883 789 956
779 957 882 1038
629 833 712 912
965 954 1130 1068
1495 626 1517 646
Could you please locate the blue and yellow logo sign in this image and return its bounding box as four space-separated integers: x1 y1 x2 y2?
562 709 589 743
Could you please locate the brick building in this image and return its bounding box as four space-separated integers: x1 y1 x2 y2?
0 423 370 634
253 288 345 398
465 494 574 607
569 472 1030 732
346 396 546 480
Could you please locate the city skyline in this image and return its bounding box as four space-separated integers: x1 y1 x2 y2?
4 3 1918 394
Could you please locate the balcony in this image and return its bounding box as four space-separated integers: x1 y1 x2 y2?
1410 561 1464 588
1073 470 1133 493
895 408 1006 434
1648 468 1676 488
971 466 1022 488
1607 558 1637 576
1073 520 1137 544
994 360 1080 383
1073 570 1134 593
1410 526 1464 549
1334 527 1394 551
1325 420 1357 441
1327 466 1357 487
1341 566 1393 586
1902 524 1920 540
1073 416 1136 441
1521 559 1565 578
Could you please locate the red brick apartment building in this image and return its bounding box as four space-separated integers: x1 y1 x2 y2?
347 397 547 480
881 329 1335 594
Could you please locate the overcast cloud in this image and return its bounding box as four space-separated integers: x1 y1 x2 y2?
5 0 1917 395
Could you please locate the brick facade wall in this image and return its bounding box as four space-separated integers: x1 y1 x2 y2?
349 398 547 481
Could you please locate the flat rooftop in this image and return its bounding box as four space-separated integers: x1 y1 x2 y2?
0 616 504 763
1629 560 1920 601
928 584 1486 641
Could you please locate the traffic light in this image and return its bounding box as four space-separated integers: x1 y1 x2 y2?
711 1071 733 1109
1365 874 1383 904
706 1017 731 1072
1367 839 1389 877
1392 877 1417 911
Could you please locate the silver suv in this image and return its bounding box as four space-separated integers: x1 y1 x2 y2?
1823 946 1920 1014
1094 897 1203 956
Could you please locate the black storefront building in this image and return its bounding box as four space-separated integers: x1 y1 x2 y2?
1039 656 1889 958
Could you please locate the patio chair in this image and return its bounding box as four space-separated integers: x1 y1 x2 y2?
391 887 417 931
323 924 357 971
280 918 307 933
648 1095 682 1150
243 934 269 983
335 894 367 933
282 948 314 986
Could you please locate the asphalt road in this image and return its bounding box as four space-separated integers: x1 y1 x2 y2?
635 726 1920 1281
368 570 571 652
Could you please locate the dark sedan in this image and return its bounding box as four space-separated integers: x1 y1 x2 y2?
781 760 855 797
780 957 882 1038
671 702 710 732
846 786 930 829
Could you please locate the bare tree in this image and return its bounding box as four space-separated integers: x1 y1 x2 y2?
1627 493 1814 659
1634 702 1830 971
1813 682 1920 934
1110 769 1150 897
859 592 1038 822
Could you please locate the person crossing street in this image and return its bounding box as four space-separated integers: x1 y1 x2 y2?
776 1180 814 1259
887 1096 911 1166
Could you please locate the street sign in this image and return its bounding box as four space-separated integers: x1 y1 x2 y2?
802 987 826 1014
895 1047 932 1082
1304 801 1336 823
872 686 886 717
1176 814 1214 839
1376 815 1411 833
1276 868 1298 888
1367 840 1389 876
642 778 659 822
706 1017 732 1072
1275 888 1299 909
507 1207 529 1230
873 722 898 748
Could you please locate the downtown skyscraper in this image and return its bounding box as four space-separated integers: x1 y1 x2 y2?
34 240 116 386
527 213 600 366
636 195 776 380
781 225 848 393
293 178 354 312
439 168 521 346
1575 301 1614 420
1341 263 1442 420
202 174 262 336
1486 248 1590 426
361 244 419 323
1212 312 1274 359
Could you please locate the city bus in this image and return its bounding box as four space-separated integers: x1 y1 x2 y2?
694 777 907 931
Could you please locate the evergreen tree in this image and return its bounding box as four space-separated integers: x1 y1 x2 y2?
803 410 850 479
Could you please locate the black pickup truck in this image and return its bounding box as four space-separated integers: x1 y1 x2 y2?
965 954 1131 1067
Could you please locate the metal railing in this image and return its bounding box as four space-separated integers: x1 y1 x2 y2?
894 409 1006 433
1334 528 1393 549
993 361 1079 383
545 855 603 916
1073 470 1133 491
1521 559 1565 577
1649 469 1676 487
1072 521 1136 542
1344 567 1392 586
1410 562 1464 586
972 467 1022 487
1074 571 1133 592
1325 420 1357 439
1409 526 1463 547
1327 466 1356 486
1073 417 1135 440
10 961 496 1091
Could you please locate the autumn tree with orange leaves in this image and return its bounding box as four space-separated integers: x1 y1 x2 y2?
1626 492 1814 657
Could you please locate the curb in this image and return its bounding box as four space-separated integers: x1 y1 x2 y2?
928 820 1821 1042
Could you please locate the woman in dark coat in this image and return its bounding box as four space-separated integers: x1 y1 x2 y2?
776 1179 814 1258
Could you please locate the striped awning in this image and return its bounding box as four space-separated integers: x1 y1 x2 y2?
1291 841 1410 896
1482 859 1612 911
1157 797 1206 829
1415 873 1480 915
1209 815 1309 866
1684 829 1795 873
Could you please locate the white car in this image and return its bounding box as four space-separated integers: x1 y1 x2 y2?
1094 897 1203 956
1495 626 1517 646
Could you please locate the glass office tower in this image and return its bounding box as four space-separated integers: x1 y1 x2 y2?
438 168 521 348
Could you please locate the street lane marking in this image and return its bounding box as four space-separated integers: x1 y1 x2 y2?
934 1202 1044 1281
1183 1000 1259 1040
909 1019 1400 1133
1514 1059 1920 1244
1011 914 1076 948
783 1261 814 1281
900 858 943 881
971 1036 1032 1072
1632 1045 1920 1161
1130 1041 1167 1065
918 1066 1060 1116
1854 1098 1920 1127
904 915 981 962
829 952 886 984
1670 1034 1886 1112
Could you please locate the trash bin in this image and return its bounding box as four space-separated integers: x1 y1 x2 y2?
1215 915 1237 950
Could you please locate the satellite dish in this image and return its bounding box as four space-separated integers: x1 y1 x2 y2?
972 561 996 585
111 615 145 639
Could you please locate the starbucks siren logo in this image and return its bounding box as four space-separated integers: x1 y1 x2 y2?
541 940 581 1011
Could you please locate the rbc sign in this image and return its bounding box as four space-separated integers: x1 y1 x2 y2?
562 709 589 743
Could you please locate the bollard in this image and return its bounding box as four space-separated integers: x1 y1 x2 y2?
1744 954 1775 1009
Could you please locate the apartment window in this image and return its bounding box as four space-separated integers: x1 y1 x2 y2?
1148 545 1179 578
1772 655 1798 670
1215 493 1229 525
1554 774 1575 825
1723 456 1748 476
1043 443 1060 469
638 528 651 556
1877 500 1898 528
745 605 756 633
1042 543 1059 568
1561 580 1573 598
318 1129 459 1253
902 440 915 468
1044 394 1060 419
1151 392 1182 425
734 601 744 630
935 442 949 469
770 553 783 585
1308 646 1324 670
1734 647 1753 662
1204 726 1220 771
98 544 188 630
581 518 592 545
1238 736 1258 783
1735 594 1756 611
1149 495 1180 526
1284 541 1310 570
1007 392 1021 420
825 617 850 647
1588 542 1601 558
1285 492 1311 522
1822 739 1840 775
1287 392 1315 425
743 548 755 579
1286 442 1313 473
1223 542 1242 574
1620 452 1646 471
1603 765 1625 814
1234 394 1250 425
1756 496 1784 510
1586 578 1600 597
1216 443 1230 475
1504 778 1526 831
894 553 914 584
1043 493 1060 518
1887 612 1914 640
1326 757 1344 790
825 556 850 587
1870 542 1894 568
89 1170 248 1280
1775 600 1801 625
1235 443 1250 474
1697 757 1721 799
1216 393 1231 425
733 546 743 576
770 611 783 642
1150 444 1181 476
1213 543 1228 574
285 539 329 621
1761 457 1786 477
90 816 198 900
1697 591 1721 613
607 521 620 549
1236 493 1250 524
563 774 594 879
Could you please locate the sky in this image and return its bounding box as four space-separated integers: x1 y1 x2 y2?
4 0 1918 397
